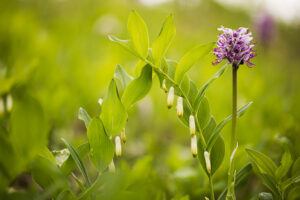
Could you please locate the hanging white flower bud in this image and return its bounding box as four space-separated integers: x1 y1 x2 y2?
98 98 103 106
108 160 115 172
191 135 198 157
121 128 126 143
189 115 195 135
205 197 209 200
177 97 183 118
6 95 13 112
204 151 211 174
115 136 122 157
162 79 168 93
167 86 174 109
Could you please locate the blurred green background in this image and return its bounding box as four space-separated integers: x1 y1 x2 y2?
0 0 299 199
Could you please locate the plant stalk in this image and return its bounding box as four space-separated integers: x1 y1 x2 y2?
209 173 215 200
226 64 238 200
231 64 238 153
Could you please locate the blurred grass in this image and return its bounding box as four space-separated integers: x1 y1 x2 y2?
0 0 300 199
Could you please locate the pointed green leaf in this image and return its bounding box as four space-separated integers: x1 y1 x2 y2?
87 117 114 172
246 148 277 178
114 64 133 90
61 138 91 186
187 80 198 105
61 143 89 176
174 42 215 83
180 75 190 97
152 14 176 67
197 96 211 131
292 156 300 176
127 10 149 58
78 107 91 128
251 161 280 197
122 64 152 110
275 151 293 180
101 79 127 136
108 35 141 59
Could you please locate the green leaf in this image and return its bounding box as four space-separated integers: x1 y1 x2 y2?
218 163 252 200
203 116 217 142
198 135 225 175
114 64 133 90
122 64 152 110
108 35 141 59
252 164 280 197
207 102 253 150
78 107 91 128
282 175 300 190
194 64 228 111
87 117 115 172
100 79 127 136
152 14 176 67
61 138 91 186
180 75 190 97
292 156 300 177
197 96 211 131
246 148 277 178
275 151 293 181
61 143 89 176
127 10 149 58
174 42 215 83
258 192 273 200
187 80 198 105
10 95 48 166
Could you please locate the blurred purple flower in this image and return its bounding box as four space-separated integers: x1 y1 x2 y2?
254 13 276 47
213 26 256 68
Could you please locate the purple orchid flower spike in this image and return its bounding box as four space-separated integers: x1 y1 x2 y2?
213 26 256 68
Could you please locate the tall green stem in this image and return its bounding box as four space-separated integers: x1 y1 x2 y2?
231 64 238 153
226 64 238 200
209 174 215 200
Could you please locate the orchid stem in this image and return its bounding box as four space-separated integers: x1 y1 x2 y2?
231 64 238 153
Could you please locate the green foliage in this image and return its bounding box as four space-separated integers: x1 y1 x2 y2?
246 148 300 199
122 64 152 110
100 79 127 136
62 138 91 187
114 64 133 91
127 11 149 58
152 14 176 67
174 43 215 83
87 117 114 172
78 107 92 128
